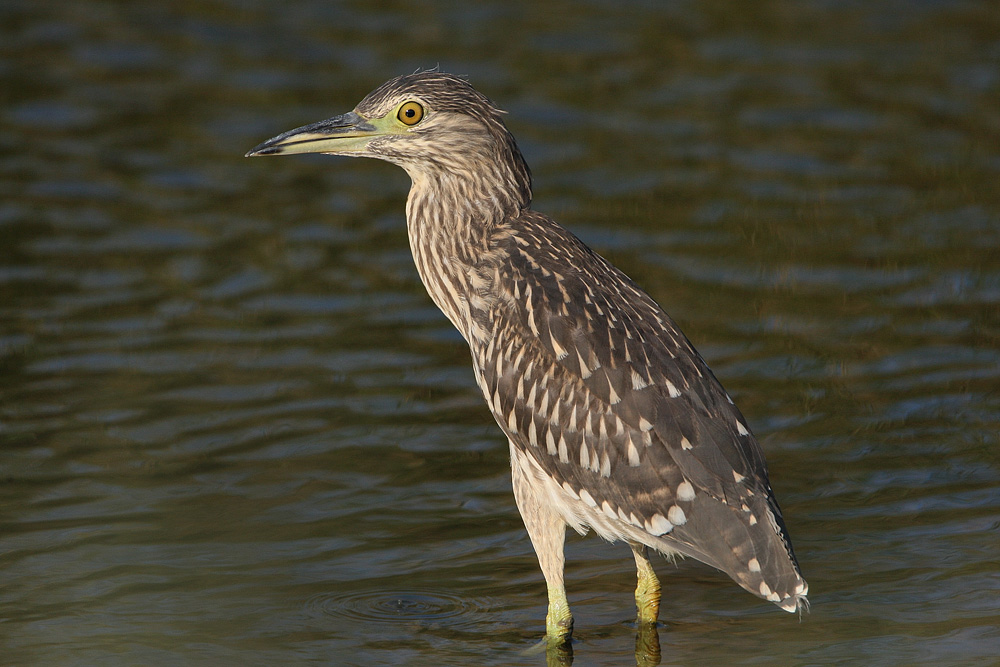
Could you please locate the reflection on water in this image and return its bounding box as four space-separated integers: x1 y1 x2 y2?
2 1 999 665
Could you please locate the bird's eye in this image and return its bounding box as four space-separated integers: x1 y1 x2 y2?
397 101 424 126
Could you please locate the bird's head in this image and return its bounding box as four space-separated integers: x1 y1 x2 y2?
247 71 532 208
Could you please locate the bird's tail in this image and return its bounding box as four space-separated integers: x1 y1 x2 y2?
653 489 808 613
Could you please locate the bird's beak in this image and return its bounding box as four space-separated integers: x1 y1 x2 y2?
245 111 381 158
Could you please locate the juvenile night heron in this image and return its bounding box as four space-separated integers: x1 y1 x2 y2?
247 72 808 642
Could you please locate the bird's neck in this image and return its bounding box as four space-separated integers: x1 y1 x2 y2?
403 170 527 341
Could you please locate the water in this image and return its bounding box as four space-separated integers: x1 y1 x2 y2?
2 1 999 665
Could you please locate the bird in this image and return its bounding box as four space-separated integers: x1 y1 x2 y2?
246 71 808 644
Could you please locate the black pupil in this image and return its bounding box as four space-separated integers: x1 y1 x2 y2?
405 108 415 117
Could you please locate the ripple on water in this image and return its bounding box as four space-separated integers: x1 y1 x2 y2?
305 589 494 626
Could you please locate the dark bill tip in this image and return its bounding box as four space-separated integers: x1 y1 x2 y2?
244 145 282 158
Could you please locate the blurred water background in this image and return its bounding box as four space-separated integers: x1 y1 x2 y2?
2 1 999 665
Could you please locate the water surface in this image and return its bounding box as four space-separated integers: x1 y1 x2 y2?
2 1 999 665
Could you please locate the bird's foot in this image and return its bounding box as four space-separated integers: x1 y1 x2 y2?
634 573 661 625
545 610 574 646
635 597 660 626
544 588 574 646
520 614 573 667
522 635 573 667
543 635 573 667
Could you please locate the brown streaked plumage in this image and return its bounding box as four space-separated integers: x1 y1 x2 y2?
247 71 808 644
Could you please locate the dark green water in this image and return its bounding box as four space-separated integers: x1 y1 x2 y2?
2 1 999 665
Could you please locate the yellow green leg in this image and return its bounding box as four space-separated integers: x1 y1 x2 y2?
510 447 574 645
631 543 661 625
631 543 662 667
545 583 573 641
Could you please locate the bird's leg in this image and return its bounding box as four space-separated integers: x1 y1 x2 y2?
544 575 573 642
631 543 661 625
511 453 573 644
524 503 573 642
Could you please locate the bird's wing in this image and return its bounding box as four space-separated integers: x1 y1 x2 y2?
470 211 804 605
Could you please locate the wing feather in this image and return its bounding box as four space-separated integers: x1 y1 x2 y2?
468 210 805 604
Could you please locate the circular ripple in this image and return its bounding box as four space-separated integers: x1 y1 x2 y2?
306 589 492 624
